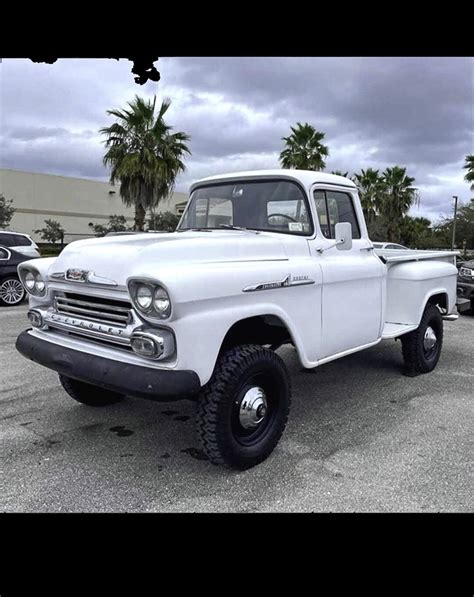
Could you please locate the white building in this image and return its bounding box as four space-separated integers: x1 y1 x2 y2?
0 169 189 242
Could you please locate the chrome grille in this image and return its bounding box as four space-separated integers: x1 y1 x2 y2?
54 293 132 327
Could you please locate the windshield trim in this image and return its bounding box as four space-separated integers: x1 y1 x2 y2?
178 177 314 237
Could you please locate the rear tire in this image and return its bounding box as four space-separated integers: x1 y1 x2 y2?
59 374 125 407
401 303 443 377
196 344 291 469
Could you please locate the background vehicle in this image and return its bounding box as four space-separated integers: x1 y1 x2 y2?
0 246 31 306
15 170 459 469
456 258 474 315
0 231 40 258
372 242 408 250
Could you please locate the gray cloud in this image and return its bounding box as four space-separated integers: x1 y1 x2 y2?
1 57 472 224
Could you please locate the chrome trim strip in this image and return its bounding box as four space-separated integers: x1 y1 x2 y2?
50 271 118 286
87 272 118 286
243 275 315 293
45 317 131 346
0 248 12 261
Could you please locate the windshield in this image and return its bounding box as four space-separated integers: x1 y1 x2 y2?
178 179 313 236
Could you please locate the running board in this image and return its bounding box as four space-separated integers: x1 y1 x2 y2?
382 322 418 339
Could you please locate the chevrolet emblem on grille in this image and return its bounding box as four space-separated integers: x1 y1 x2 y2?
66 269 89 282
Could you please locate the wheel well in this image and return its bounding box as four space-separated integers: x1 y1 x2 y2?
0 272 20 283
220 315 293 353
427 292 448 313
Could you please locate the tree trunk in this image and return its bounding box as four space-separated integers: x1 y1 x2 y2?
134 203 146 231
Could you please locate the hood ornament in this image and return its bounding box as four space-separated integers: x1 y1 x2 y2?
66 268 89 282
50 270 117 286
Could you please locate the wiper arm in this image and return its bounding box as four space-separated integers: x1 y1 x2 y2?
219 225 260 234
176 228 215 232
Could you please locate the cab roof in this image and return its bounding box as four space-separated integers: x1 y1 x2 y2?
191 169 357 192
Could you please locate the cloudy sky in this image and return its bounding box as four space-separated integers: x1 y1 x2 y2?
1 57 473 222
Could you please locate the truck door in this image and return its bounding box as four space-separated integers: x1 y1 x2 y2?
309 186 384 360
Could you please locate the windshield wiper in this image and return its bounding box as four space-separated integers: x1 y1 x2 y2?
176 228 215 232
219 225 260 234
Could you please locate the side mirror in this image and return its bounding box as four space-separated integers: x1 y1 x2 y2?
335 222 353 251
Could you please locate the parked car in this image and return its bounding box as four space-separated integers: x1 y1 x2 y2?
15 170 459 469
456 258 474 315
372 242 408 250
0 246 32 306
0 231 40 258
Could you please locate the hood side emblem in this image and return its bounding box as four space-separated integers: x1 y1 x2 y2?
243 274 315 293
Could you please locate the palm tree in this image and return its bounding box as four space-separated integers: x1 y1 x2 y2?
352 168 386 231
330 170 349 178
463 154 474 191
279 123 329 171
380 166 419 242
101 96 191 231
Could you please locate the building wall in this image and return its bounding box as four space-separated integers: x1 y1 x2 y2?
0 169 189 242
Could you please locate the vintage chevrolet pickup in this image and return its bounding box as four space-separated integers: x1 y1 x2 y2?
15 170 460 469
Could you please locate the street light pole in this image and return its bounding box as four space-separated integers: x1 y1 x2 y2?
451 195 458 250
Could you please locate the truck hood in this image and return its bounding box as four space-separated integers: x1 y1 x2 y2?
49 231 288 286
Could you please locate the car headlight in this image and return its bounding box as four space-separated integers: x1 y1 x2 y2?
19 268 47 297
128 280 172 319
460 267 473 278
153 287 171 318
136 285 153 310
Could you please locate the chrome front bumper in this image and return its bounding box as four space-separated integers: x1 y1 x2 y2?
16 330 199 400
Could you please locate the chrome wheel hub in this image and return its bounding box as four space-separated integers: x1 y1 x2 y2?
423 326 437 351
239 387 268 429
0 279 24 304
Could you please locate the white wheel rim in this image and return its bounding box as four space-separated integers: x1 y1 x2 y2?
0 279 25 304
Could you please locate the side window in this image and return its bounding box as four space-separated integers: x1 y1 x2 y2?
13 235 32 247
0 247 10 260
313 190 361 239
0 233 14 247
313 190 331 239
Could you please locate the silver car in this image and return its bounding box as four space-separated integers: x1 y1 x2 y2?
0 231 40 258
373 242 408 250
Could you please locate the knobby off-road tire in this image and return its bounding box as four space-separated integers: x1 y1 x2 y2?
59 374 125 407
401 303 443 377
196 344 291 470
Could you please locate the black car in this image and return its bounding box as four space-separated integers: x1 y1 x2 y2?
456 258 474 315
0 245 32 306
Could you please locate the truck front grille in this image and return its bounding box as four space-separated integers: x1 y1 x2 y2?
54 293 132 327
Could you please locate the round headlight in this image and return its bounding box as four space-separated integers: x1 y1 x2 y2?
136 285 153 310
153 287 171 318
25 272 35 290
35 278 45 293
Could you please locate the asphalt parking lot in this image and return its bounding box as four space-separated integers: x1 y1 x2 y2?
1 304 473 512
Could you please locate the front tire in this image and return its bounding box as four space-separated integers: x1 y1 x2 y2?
0 276 25 306
196 344 291 470
59 374 125 407
401 303 443 376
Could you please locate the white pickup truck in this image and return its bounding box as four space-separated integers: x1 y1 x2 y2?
16 170 459 469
